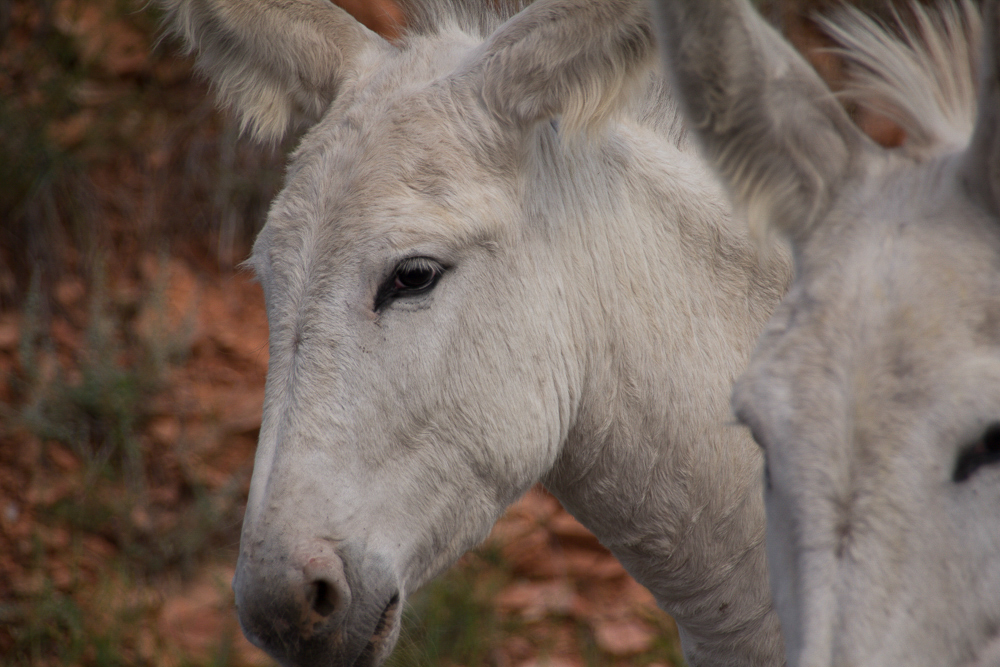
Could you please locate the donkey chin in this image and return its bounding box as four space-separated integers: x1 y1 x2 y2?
233 543 402 667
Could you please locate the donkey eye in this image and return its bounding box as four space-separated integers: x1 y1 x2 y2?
374 257 445 310
393 258 441 291
952 422 1000 483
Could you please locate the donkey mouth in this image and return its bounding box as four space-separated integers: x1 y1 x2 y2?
351 593 401 667
236 589 402 667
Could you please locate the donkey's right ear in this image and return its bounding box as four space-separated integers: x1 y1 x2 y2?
465 0 656 135
961 0 1000 220
159 0 393 143
652 0 869 242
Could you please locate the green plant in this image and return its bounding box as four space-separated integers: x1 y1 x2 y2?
388 550 514 667
16 263 151 482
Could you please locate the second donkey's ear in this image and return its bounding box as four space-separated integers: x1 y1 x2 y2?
466 0 656 135
652 0 869 242
159 0 394 143
961 0 1000 220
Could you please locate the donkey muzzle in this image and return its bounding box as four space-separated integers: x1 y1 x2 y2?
233 541 400 667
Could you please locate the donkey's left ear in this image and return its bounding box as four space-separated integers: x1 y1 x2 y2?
652 0 870 242
468 0 656 134
961 0 1000 219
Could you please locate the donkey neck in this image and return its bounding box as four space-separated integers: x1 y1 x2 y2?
537 119 789 665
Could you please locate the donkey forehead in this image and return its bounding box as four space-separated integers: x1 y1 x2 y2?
791 163 1000 357
252 87 514 276
736 190 1000 451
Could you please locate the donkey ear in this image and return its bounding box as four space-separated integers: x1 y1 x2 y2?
652 0 869 242
961 0 1000 220
159 0 393 143
470 0 656 134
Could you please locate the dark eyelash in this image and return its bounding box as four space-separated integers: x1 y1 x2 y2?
374 257 446 311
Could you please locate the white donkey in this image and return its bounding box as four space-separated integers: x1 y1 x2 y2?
655 0 1000 665
159 0 792 664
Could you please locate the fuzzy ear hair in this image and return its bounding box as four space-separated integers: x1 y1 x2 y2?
159 0 393 143
469 0 656 135
961 0 1000 220
652 0 869 243
821 1 981 160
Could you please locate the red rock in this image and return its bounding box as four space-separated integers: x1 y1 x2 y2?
496 580 575 621
591 617 657 656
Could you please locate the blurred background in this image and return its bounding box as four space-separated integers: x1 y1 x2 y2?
0 0 908 665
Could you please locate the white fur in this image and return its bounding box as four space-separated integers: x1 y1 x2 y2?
161 1 794 665
655 0 1000 665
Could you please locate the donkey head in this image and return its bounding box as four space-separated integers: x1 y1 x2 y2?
654 0 1000 664
161 0 654 664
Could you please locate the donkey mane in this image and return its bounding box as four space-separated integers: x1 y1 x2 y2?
397 0 528 38
822 0 981 159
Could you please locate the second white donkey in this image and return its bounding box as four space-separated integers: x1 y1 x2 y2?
655 0 1000 665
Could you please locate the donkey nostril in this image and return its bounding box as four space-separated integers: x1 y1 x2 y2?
301 553 349 622
311 579 339 617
